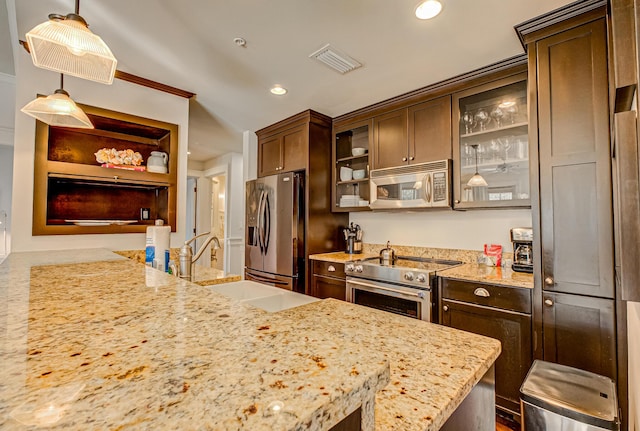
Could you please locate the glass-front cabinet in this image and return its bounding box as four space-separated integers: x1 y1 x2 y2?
333 119 372 212
452 73 530 209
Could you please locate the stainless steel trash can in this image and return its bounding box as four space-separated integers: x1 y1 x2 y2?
520 360 619 431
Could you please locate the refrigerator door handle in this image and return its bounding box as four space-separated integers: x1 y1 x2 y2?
263 191 271 254
256 190 265 253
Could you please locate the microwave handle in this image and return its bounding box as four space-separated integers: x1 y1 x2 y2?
425 174 432 203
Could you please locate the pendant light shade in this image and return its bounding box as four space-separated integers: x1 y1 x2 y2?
26 2 117 85
467 144 488 187
21 75 94 129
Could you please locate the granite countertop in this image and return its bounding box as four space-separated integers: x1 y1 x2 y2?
114 249 241 285
437 263 533 289
0 249 500 431
309 251 377 263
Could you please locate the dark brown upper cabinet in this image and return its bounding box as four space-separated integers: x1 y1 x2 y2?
258 124 306 177
452 73 530 210
533 18 613 300
32 104 178 235
333 119 373 212
408 96 452 164
372 97 452 170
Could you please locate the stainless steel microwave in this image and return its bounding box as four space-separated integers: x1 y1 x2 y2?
369 160 452 210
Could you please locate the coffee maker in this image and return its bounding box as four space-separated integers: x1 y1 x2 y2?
510 227 533 273
343 223 363 254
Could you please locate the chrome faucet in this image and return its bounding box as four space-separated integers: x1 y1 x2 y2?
176 232 221 281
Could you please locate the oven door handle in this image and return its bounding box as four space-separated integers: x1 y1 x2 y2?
347 279 427 299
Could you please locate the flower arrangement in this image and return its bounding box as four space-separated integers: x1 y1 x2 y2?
95 148 143 166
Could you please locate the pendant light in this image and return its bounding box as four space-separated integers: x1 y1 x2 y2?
25 0 117 85
467 144 488 187
21 74 94 129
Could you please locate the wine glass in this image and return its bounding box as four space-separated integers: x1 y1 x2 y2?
474 109 490 131
505 103 519 124
461 111 475 134
490 106 504 128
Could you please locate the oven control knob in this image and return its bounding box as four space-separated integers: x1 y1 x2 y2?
404 272 414 281
355 265 364 273
416 274 427 283
345 264 355 272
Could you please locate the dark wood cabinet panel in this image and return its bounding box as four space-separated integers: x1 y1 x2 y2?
408 96 452 164
311 275 346 301
536 18 614 299
311 260 346 300
281 126 306 173
542 292 616 380
258 135 282 177
372 109 408 169
258 125 306 177
441 297 532 416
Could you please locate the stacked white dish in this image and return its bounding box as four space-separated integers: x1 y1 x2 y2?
339 194 360 207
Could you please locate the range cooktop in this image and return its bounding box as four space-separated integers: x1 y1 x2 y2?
345 256 462 288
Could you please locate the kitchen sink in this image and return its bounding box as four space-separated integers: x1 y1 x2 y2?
207 280 319 312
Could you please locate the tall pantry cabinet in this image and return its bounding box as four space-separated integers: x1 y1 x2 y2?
517 0 622 415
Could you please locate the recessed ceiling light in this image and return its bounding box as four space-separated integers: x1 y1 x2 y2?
270 85 287 96
415 0 442 19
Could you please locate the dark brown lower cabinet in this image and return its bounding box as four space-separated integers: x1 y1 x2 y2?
440 279 532 417
542 291 616 380
310 260 346 300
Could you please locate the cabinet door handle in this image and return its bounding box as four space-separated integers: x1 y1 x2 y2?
402 157 408 162
327 265 336 272
454 199 460 204
443 305 449 312
544 277 554 286
544 298 554 307
409 156 415 161
473 287 490 297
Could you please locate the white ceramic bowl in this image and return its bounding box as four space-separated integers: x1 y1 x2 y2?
352 169 365 180
340 166 353 181
352 147 366 157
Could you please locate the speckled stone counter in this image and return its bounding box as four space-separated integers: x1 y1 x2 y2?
437 263 533 289
1 249 500 431
114 249 241 286
309 251 377 263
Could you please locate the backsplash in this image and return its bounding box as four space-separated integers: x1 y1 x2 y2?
361 243 513 265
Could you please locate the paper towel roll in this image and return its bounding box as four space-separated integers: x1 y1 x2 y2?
146 220 171 272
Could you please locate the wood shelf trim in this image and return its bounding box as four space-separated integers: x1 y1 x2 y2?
336 178 369 185
46 161 173 185
336 154 369 163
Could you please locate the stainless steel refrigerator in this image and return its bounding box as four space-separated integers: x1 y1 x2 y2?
245 172 305 292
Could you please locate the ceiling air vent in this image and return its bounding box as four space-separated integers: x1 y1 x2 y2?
309 44 362 74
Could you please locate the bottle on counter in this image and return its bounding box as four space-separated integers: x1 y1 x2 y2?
145 219 171 272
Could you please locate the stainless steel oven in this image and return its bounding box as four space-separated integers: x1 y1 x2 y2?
346 277 431 320
345 256 461 322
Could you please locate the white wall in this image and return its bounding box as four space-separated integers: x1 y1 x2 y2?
0 73 15 256
350 209 532 252
11 53 189 252
630 301 640 431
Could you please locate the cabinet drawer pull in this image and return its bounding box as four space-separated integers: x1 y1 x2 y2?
443 305 449 312
473 287 490 298
327 265 336 272
544 298 554 307
544 277 554 286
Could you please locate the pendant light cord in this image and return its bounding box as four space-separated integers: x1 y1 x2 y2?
60 73 64 90
75 0 80 15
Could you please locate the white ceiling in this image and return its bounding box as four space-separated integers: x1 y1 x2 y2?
7 0 574 161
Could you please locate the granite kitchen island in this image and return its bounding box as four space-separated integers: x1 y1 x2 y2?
0 249 500 430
